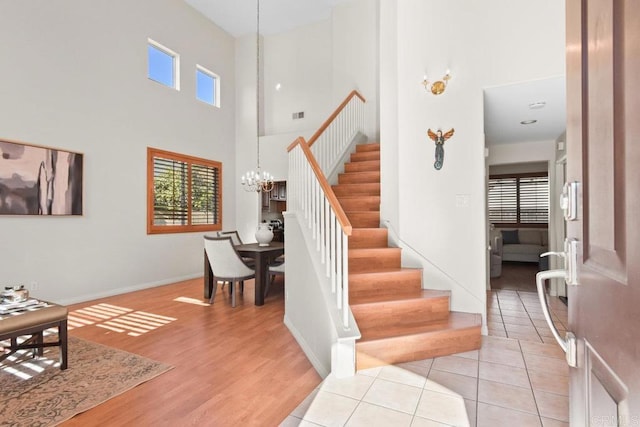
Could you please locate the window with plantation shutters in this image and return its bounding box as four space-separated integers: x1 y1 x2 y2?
488 173 548 227
147 147 222 234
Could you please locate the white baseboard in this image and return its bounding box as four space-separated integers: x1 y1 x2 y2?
55 273 202 306
284 314 330 379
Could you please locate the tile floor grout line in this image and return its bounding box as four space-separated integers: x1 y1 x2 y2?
517 337 544 422
517 290 545 343
411 382 426 425
494 292 507 335
485 288 570 426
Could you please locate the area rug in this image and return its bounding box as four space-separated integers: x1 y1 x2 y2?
0 336 173 426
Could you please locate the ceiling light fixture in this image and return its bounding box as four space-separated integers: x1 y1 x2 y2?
241 0 274 193
520 119 538 125
528 101 546 109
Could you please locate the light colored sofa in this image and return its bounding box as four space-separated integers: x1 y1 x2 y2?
495 228 548 263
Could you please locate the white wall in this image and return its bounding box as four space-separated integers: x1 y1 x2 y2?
240 0 381 240
489 162 549 175
283 212 338 378
263 20 333 136
260 130 313 182
259 0 379 140
235 34 261 243
488 140 557 166
380 0 565 321
379 0 400 233
331 0 380 141
0 0 236 304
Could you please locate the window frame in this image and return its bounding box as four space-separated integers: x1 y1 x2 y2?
196 65 220 107
147 147 222 234
147 38 180 90
488 172 549 229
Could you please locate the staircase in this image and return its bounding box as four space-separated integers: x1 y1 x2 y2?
333 143 482 370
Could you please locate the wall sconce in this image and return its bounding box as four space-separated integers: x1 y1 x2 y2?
422 70 451 95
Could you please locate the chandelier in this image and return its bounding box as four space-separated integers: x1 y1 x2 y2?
241 0 274 193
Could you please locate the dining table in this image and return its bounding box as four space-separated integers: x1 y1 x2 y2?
204 241 284 306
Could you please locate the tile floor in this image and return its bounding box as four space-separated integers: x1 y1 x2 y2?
281 289 569 427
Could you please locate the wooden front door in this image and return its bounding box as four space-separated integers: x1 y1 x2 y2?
566 0 640 425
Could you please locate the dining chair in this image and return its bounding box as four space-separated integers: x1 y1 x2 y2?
265 262 285 298
204 236 255 308
215 231 255 291
217 230 255 267
218 230 243 246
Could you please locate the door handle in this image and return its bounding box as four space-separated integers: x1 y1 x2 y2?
535 269 577 367
540 251 566 261
540 238 579 286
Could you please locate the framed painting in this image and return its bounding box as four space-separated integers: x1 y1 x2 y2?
0 139 83 215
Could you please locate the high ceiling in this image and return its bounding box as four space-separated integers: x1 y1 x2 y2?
185 1 566 148
484 76 566 146
184 0 353 37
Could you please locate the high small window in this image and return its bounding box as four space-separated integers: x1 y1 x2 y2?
488 173 549 227
147 39 179 90
147 148 222 234
196 65 219 107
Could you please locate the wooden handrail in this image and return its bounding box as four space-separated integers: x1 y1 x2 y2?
290 137 353 236
289 90 365 150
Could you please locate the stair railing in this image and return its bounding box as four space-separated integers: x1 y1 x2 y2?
286 90 366 330
288 137 353 328
308 90 366 176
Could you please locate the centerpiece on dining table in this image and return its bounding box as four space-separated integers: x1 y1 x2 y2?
255 222 274 246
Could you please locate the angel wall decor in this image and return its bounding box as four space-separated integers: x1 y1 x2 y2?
427 128 455 170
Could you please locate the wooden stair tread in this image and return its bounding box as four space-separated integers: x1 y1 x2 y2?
337 196 380 211
349 247 401 258
349 248 401 273
349 267 422 288
345 211 380 216
351 289 450 306
350 227 386 235
337 195 381 200
349 267 420 278
333 183 380 196
345 160 380 172
338 171 380 184
345 211 380 228
349 228 388 249
350 151 380 162
349 266 422 290
356 143 380 152
357 312 481 342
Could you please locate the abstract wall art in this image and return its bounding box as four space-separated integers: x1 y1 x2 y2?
0 139 83 215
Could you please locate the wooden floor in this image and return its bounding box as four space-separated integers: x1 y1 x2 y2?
490 262 539 292
61 277 321 426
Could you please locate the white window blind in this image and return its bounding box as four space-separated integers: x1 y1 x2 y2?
147 147 221 234
489 174 548 226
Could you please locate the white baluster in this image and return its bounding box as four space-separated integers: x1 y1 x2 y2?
320 195 325 263
325 197 330 276
336 215 342 309
330 210 337 293
342 231 349 328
